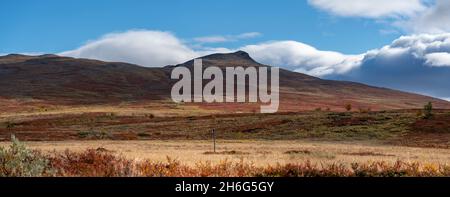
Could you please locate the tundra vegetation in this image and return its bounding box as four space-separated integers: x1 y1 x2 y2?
1 137 449 177
1 101 449 177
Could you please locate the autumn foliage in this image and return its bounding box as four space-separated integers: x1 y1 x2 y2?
1 138 449 177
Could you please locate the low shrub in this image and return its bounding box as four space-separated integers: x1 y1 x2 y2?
423 102 433 119
0 135 54 177
48 149 135 177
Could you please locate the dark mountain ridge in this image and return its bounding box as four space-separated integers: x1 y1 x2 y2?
0 51 449 110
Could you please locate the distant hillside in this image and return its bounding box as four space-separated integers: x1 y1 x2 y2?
0 51 449 111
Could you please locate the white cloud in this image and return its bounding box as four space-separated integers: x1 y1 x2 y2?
60 29 360 77
194 32 262 43
365 33 450 65
20 52 45 56
239 33 450 98
398 0 450 33
194 36 229 43
240 41 363 76
60 30 362 77
60 30 250 66
379 29 400 35
59 30 361 77
307 0 426 18
236 32 262 39
332 33 450 99
240 34 450 77
425 52 450 67
60 29 450 76
61 30 201 67
308 0 450 34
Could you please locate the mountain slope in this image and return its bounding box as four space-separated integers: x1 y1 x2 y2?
0 52 449 112
0 54 171 104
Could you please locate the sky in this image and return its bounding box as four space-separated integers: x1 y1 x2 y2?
1 0 450 100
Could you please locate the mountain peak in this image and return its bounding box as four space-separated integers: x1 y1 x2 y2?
201 50 256 63
167 50 261 69
233 50 251 58
38 54 60 58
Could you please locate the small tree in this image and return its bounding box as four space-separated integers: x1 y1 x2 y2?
423 102 433 119
345 104 352 112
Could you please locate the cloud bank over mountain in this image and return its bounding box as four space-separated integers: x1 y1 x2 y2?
61 30 234 67
60 30 450 100
330 34 450 99
57 0 450 101
60 30 365 77
60 30 197 67
240 41 363 76
242 34 450 99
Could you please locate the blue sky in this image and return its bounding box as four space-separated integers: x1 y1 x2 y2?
1 0 450 100
1 0 400 54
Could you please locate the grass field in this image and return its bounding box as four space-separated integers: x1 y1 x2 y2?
0 105 449 176
2 140 448 166
1 107 449 148
1 138 449 177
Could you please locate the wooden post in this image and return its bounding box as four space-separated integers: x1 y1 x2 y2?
212 129 216 153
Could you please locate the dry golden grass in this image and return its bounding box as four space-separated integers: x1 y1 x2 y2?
0 101 219 121
1 140 448 167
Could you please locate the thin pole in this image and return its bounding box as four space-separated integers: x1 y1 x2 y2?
212 129 216 153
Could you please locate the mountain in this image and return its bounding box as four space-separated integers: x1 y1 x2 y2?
0 51 449 112
0 54 171 104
